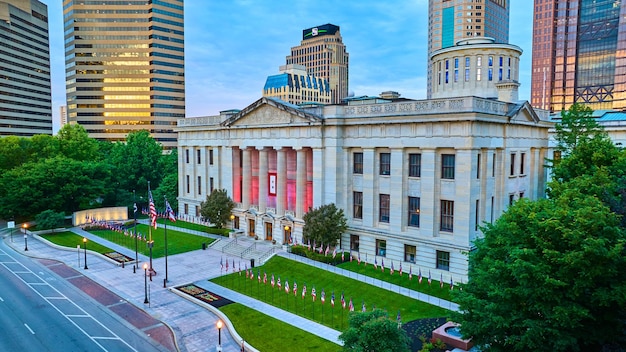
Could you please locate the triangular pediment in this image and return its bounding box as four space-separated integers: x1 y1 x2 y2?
507 101 541 123
221 97 322 127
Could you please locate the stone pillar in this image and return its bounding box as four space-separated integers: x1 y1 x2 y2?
242 147 251 209
276 148 287 215
312 147 323 208
296 148 307 218
258 147 268 212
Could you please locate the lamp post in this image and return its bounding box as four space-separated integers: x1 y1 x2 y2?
23 224 28 251
230 214 235 230
284 225 291 244
216 320 223 351
143 263 149 304
83 237 88 269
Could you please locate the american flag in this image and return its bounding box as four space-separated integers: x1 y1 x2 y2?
271 273 275 287
263 271 267 284
409 266 413 280
341 292 346 309
321 289 325 303
361 301 366 312
428 270 432 286
225 259 229 272
285 280 289 293
311 287 316 301
332 247 337 258
277 277 282 289
302 284 307 299
381 258 385 272
418 268 422 284
450 276 454 290
165 199 176 222
440 273 444 288
374 257 378 269
399 262 403 276
390 261 395 275
293 282 298 296
331 291 335 306
349 298 354 312
148 190 157 229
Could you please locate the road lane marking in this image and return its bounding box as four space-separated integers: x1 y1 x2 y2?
24 323 35 334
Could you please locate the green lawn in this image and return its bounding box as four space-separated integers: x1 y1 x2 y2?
219 303 341 352
87 224 213 258
40 231 114 254
211 256 450 331
337 260 456 302
154 218 230 236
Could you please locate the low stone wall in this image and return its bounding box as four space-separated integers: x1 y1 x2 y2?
73 207 128 226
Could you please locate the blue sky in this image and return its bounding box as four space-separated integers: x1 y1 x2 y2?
44 1 533 130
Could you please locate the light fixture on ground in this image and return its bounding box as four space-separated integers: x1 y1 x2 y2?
143 263 149 304
83 237 88 269
23 223 28 251
216 320 223 351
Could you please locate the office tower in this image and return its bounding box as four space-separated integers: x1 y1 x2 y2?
63 0 185 149
531 0 626 113
0 0 52 137
262 64 331 105
427 0 510 98
286 24 348 104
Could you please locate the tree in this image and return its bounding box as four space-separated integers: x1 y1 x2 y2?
35 210 66 231
452 193 626 352
339 308 411 352
553 103 605 152
109 130 163 196
56 124 100 161
199 189 234 228
302 203 347 246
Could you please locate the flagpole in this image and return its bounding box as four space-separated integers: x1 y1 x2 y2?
133 190 138 273
148 181 154 281
164 195 169 284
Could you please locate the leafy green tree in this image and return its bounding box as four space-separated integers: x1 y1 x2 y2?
339 308 411 352
302 203 347 246
452 193 626 352
56 124 100 161
35 210 66 231
109 130 163 196
199 189 234 228
153 173 178 211
554 103 605 152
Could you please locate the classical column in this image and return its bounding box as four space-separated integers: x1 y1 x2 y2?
296 148 307 218
258 147 268 212
242 147 252 209
312 147 323 208
276 148 287 215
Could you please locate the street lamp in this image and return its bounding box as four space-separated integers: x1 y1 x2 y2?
143 263 149 304
230 214 235 230
83 237 88 269
284 225 291 244
23 224 28 251
216 320 223 350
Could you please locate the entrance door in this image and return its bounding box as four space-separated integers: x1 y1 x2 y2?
284 225 292 244
248 219 255 237
265 222 273 241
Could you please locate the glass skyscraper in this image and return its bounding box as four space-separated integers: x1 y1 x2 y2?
427 0 510 98
0 0 52 137
63 0 184 149
531 0 626 112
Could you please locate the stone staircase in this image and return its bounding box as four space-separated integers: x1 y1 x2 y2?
213 235 280 266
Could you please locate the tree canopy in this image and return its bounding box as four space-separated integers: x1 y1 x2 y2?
339 308 411 352
302 203 347 247
199 189 234 228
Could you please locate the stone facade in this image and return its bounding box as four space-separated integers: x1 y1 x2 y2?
176 96 552 282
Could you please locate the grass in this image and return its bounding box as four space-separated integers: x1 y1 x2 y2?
337 260 455 302
87 224 213 258
219 303 341 352
40 231 115 254
155 218 230 236
211 256 450 331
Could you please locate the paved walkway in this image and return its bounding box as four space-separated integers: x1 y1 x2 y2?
1 226 458 352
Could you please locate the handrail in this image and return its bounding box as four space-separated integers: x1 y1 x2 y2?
259 247 278 265
222 239 237 253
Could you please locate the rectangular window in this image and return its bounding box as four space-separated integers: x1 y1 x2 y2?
492 152 496 177
353 191 363 219
184 203 188 215
520 152 526 175
476 68 481 81
445 71 449 83
186 175 190 193
509 194 515 206
476 153 481 179
353 152 363 174
209 149 214 165
519 192 524 199
195 205 200 217
440 200 454 232
510 153 516 176
233 216 240 229
499 56 503 66
465 68 470 81
441 154 455 179
409 153 421 177
197 176 202 195
408 196 420 227
379 194 390 223
436 250 450 271
197 149 201 164
475 199 480 231
404 245 416 263
465 57 470 67
379 153 391 176
488 68 493 81
498 68 503 80
454 58 459 68
488 56 493 66
350 234 360 251
477 56 482 66
210 177 214 193
376 239 387 257
185 149 189 163
491 196 494 223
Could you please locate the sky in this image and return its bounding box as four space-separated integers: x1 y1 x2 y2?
42 1 534 132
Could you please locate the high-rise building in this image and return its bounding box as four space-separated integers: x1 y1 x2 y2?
531 0 626 113
262 64 331 105
427 0 510 98
63 0 185 149
286 24 348 104
0 0 52 137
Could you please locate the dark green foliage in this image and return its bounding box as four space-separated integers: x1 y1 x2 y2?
339 308 411 352
290 245 346 265
35 210 66 231
199 189 235 228
110 130 163 197
302 203 347 247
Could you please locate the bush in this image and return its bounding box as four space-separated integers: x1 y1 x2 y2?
290 245 346 265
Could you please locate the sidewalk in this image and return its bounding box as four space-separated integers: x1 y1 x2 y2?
2 226 458 351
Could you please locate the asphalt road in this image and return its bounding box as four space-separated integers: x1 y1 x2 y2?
0 240 168 352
